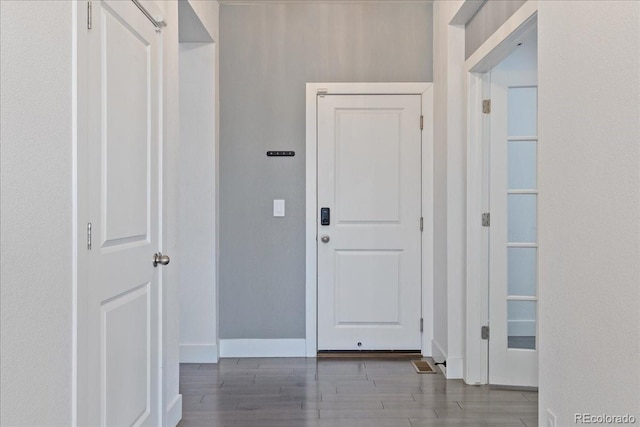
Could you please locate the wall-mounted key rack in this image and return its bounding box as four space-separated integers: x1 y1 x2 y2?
267 151 295 157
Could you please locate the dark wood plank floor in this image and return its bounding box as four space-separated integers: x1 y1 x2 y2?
178 358 538 427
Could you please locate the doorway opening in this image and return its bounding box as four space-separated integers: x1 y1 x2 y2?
465 5 538 387
177 2 218 365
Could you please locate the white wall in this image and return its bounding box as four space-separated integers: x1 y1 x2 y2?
537 1 640 424
160 0 219 423
0 1 74 425
178 42 218 363
432 0 467 378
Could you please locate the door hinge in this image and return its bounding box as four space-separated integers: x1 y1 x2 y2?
481 325 490 340
87 222 92 250
482 99 491 114
420 115 424 130
482 212 490 227
420 217 423 232
420 318 424 333
87 1 92 29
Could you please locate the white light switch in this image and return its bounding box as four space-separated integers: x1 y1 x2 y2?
273 199 285 217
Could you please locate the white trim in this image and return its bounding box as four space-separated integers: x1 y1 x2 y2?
445 357 465 379
465 1 538 73
431 340 447 375
431 340 463 378
306 82 434 358
450 0 484 26
219 339 306 358
421 84 435 358
464 71 490 385
463 1 538 384
180 344 219 363
165 394 182 427
304 83 318 357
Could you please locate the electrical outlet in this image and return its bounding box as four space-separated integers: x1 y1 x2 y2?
546 409 557 427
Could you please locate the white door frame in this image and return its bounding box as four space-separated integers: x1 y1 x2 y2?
464 1 538 384
305 82 434 357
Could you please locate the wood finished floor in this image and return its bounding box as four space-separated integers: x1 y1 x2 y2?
178 358 538 427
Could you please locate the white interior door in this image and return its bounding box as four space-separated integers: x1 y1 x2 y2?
317 94 422 351
87 1 162 424
488 30 538 387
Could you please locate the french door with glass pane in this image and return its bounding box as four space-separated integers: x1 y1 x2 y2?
488 32 538 387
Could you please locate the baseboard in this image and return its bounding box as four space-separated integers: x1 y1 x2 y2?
180 343 219 363
444 356 464 379
166 394 182 427
219 339 306 358
431 340 463 378
431 339 447 375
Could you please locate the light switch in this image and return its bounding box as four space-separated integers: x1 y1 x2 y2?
273 199 285 217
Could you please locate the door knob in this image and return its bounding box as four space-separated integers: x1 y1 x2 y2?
321 235 330 243
153 252 170 267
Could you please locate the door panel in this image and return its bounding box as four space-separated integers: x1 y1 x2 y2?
102 285 150 426
103 5 150 244
317 94 422 351
335 250 402 324
87 1 161 425
335 111 401 223
488 29 538 387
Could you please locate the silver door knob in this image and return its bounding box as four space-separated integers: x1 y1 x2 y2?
153 252 170 267
321 235 330 243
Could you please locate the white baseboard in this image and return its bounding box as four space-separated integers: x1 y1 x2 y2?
431 340 463 378
219 339 306 358
444 356 464 379
431 339 447 375
166 394 182 427
180 343 219 363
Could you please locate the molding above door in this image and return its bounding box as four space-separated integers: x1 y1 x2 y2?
305 82 434 357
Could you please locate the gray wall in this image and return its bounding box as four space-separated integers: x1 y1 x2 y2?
219 2 433 339
465 0 526 59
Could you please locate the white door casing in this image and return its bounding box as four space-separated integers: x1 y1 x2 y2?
488 29 538 387
86 1 162 424
316 94 423 351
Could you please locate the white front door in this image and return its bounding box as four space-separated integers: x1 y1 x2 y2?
87 1 162 424
488 30 538 386
317 94 422 351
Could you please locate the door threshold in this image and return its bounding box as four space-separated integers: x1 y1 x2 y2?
317 350 422 359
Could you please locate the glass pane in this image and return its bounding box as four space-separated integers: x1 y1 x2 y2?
508 247 537 297
508 140 537 189
508 300 536 349
508 86 537 137
508 194 537 243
